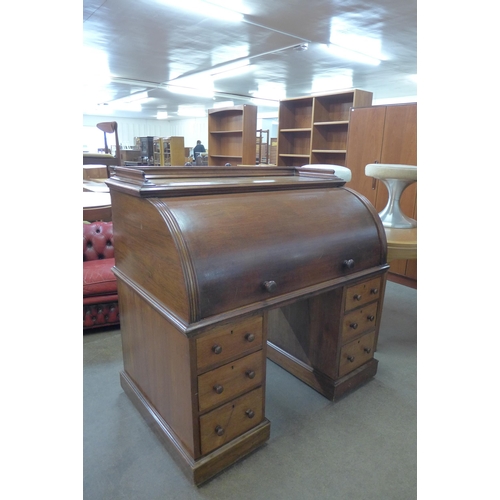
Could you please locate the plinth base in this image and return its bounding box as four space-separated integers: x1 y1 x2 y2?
266 342 378 400
120 371 271 486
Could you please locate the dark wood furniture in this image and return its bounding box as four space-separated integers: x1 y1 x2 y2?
106 165 389 485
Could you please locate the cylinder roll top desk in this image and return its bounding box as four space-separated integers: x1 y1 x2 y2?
106 165 389 485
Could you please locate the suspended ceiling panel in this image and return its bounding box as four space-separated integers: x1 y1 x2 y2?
83 0 417 120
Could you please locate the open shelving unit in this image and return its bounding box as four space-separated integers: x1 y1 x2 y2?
277 89 373 167
208 105 257 166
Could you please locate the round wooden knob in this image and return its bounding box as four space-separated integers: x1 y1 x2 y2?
245 332 255 342
343 259 355 269
364 347 372 354
245 409 255 419
212 344 222 354
347 355 355 362
350 323 358 330
353 294 362 301
371 288 379 295
367 315 375 321
263 280 277 292
215 425 224 436
246 370 256 379
213 384 224 394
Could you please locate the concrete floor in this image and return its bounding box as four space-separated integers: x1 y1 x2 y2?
83 281 417 499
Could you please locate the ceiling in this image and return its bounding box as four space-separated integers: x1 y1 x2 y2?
83 0 417 121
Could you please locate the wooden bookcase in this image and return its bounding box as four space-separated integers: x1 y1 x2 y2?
277 89 373 167
208 105 257 166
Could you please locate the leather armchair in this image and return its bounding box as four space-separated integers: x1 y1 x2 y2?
83 221 119 330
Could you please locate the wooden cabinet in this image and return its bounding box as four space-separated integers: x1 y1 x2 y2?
277 89 373 167
267 275 384 399
153 136 185 166
346 103 417 281
208 105 257 166
107 165 389 485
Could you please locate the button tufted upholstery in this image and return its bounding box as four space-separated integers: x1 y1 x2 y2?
83 221 119 330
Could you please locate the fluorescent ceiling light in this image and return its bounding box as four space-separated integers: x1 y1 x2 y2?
311 72 353 94
210 59 252 79
249 83 286 101
166 84 214 98
157 111 169 119
158 0 243 22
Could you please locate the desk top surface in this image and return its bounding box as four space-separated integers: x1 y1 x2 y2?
106 165 347 198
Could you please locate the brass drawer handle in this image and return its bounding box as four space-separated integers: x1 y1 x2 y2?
245 409 255 419
349 322 358 330
246 370 256 379
215 425 225 436
347 355 355 362
245 332 255 342
213 384 224 394
353 294 362 301
212 344 222 354
263 280 277 292
343 259 355 269
364 347 372 354
367 315 375 321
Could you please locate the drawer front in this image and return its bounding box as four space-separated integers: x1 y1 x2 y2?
198 351 263 412
199 387 264 456
196 316 263 372
339 331 376 377
344 277 381 312
341 302 379 343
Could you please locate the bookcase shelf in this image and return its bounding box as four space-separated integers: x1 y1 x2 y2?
277 90 373 167
208 105 257 166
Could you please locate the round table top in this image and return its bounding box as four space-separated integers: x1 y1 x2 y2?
83 192 111 208
385 227 417 261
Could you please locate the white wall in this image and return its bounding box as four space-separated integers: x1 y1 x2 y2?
83 96 416 153
83 115 209 152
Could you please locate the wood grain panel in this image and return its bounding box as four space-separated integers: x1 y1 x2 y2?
345 106 386 206
117 278 197 456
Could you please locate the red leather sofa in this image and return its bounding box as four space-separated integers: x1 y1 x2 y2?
83 221 119 330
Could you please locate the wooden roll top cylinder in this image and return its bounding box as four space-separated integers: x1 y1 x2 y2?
107 166 387 328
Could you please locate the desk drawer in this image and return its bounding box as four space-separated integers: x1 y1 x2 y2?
198 350 263 412
199 387 264 456
341 302 378 343
339 331 376 377
196 316 263 372
344 277 381 312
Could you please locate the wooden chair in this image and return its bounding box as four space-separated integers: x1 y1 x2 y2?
83 121 122 177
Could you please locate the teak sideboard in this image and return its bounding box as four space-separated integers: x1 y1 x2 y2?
106 165 389 485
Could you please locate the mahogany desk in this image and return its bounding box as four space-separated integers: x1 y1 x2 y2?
106 166 389 485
